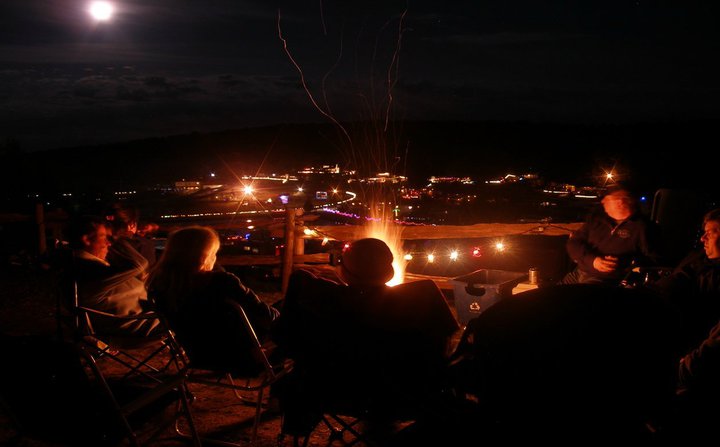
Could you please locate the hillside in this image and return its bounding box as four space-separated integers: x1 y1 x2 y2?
2 119 718 193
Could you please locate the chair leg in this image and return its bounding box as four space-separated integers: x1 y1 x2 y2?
175 383 202 447
325 414 380 447
79 346 140 447
251 387 264 443
277 433 310 447
176 381 264 447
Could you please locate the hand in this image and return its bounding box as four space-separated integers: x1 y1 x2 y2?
593 255 619 273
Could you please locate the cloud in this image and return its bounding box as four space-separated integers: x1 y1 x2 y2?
0 65 323 150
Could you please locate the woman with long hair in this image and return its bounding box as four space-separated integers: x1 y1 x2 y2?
147 226 279 372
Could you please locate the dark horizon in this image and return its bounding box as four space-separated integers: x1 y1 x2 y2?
1 119 716 197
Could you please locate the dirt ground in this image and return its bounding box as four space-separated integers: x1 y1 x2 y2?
0 264 464 447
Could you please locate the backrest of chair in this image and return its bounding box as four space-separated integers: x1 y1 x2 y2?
278 279 456 416
159 297 273 377
651 188 706 266
224 300 275 377
55 260 95 341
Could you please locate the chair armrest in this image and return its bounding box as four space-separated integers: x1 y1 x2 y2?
76 306 159 320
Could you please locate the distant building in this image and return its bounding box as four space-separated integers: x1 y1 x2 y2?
175 180 202 193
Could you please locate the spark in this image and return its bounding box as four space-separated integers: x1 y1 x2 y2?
384 8 407 132
277 10 353 148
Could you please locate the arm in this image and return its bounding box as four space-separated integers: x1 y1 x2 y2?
678 319 720 392
566 221 600 272
104 238 149 283
220 272 279 333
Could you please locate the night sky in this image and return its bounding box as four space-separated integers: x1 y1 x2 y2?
1 1 719 187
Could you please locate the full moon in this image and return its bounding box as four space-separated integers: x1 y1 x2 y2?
88 1 114 21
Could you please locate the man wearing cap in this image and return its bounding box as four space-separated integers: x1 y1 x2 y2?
561 184 662 285
273 237 459 437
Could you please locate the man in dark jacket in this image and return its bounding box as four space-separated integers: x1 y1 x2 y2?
273 238 459 437
561 184 661 285
659 209 720 440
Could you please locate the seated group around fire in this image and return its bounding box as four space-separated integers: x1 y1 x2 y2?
66 203 720 441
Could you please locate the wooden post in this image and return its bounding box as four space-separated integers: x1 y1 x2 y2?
35 202 47 256
281 207 296 295
294 208 305 256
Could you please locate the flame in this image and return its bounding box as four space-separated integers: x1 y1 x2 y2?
361 218 406 286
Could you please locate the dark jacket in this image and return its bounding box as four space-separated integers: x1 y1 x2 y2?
567 208 661 282
655 250 720 355
153 271 279 374
273 269 459 428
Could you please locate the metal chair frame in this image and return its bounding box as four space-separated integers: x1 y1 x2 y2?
60 278 201 446
171 300 293 446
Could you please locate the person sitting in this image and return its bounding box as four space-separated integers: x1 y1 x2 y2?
67 215 160 336
146 226 279 373
652 208 720 356
273 237 460 437
560 183 662 285
106 203 157 267
607 208 720 441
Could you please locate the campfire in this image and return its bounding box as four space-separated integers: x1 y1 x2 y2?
361 217 406 286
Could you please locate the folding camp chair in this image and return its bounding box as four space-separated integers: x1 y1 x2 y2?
56 278 200 446
58 278 177 383
170 299 293 446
